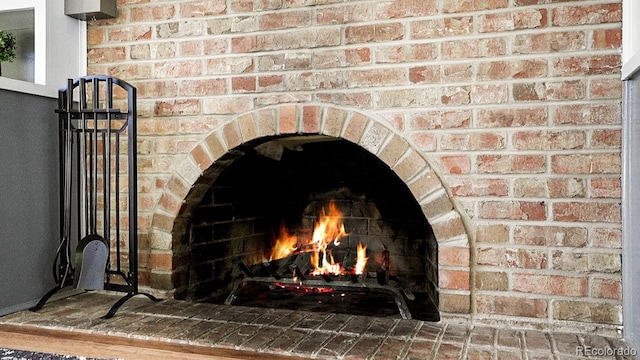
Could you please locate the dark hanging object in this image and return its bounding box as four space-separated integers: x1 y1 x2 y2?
31 75 158 318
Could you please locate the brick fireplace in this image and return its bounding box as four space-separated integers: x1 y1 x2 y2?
87 0 623 331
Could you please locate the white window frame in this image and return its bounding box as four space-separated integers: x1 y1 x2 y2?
0 0 85 98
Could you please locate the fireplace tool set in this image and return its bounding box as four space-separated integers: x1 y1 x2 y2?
31 75 158 318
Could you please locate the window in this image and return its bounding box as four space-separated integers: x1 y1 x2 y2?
0 0 84 98
0 0 44 85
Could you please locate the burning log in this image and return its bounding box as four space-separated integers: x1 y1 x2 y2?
262 260 281 280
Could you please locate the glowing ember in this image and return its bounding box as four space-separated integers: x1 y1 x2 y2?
265 200 368 276
273 282 336 294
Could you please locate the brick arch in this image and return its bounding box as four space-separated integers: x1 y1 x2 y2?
148 103 472 317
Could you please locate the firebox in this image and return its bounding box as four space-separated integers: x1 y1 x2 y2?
180 135 439 321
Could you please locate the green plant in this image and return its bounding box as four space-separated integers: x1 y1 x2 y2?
0 30 16 63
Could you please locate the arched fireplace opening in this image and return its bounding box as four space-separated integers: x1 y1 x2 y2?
180 134 439 321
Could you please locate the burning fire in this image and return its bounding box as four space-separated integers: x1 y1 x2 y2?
269 222 298 262
265 200 368 276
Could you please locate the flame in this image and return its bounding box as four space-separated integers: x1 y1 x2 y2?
260 200 368 277
269 222 298 262
309 201 349 275
354 242 368 275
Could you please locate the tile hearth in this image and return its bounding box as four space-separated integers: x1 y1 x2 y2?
0 292 634 360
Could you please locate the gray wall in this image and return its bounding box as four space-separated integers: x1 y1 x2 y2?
0 89 59 315
623 77 640 351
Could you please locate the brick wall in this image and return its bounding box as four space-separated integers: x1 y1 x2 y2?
87 0 623 330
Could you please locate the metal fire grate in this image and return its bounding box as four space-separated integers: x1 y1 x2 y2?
31 75 158 318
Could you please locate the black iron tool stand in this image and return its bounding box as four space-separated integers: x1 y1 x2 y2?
31 75 158 318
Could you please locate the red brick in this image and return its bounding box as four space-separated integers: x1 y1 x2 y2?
513 178 547 198
407 110 471 130
155 60 202 78
590 78 622 99
377 0 438 18
410 65 441 83
439 269 470 290
138 119 178 136
344 68 406 87
552 3 621 26
476 271 508 291
344 48 371 66
553 103 621 126
439 293 470 314
431 215 467 240
88 47 126 63
553 202 621 223
437 155 471 174
207 57 253 74
476 295 547 318
439 246 470 267
87 28 104 46
179 79 226 96
410 17 473 39
222 122 242 149
279 105 298 134
258 75 283 91
202 97 254 114
479 200 547 221
513 31 587 54
478 60 547 80
477 154 546 174
180 1 226 17
109 64 153 80
589 178 621 199
553 300 621 325
178 40 204 56
591 278 622 299
231 35 257 53
258 10 311 30
513 130 585 150
552 55 620 77
478 247 547 269
471 84 508 104
190 143 213 171
593 28 622 49
551 250 588 272
232 76 256 93
130 5 176 22
513 274 588 297
514 225 587 247
590 227 622 248
548 178 586 198
442 38 506 59
451 179 509 197
203 38 227 55
479 9 547 33
477 107 547 128
440 132 505 151
442 0 508 13
316 4 373 24
552 153 620 174
409 132 437 151
443 63 473 82
149 252 174 271
345 23 404 44
475 224 509 244
302 105 320 133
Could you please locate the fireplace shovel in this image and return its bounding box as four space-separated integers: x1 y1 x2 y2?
73 234 109 290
